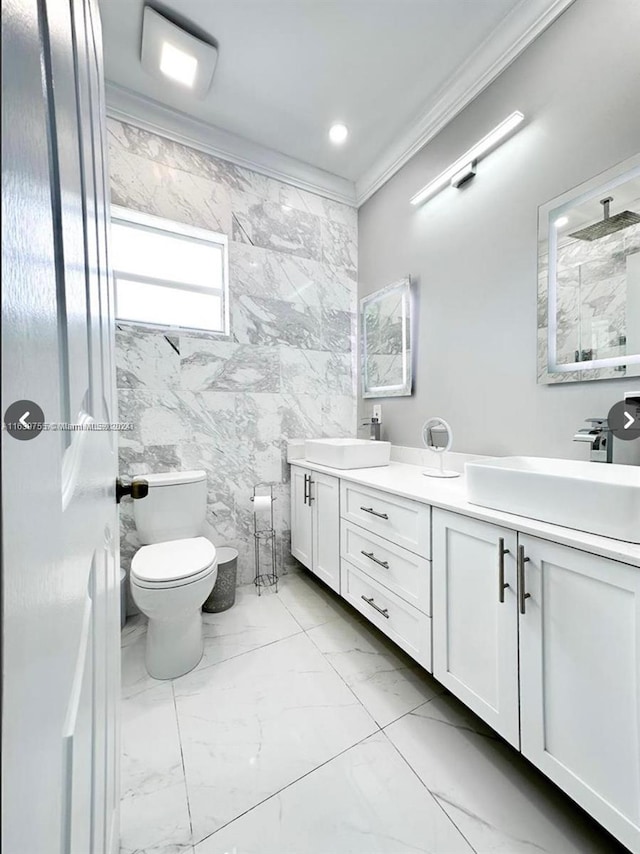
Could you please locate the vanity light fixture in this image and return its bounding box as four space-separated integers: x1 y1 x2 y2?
450 161 476 189
141 6 218 98
410 110 525 206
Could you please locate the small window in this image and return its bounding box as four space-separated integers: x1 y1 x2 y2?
110 205 228 334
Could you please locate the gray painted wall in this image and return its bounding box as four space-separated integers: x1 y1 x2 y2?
358 0 640 465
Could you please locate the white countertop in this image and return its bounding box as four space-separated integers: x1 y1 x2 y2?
291 459 640 568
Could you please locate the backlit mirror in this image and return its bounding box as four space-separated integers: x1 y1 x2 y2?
361 277 412 398
537 154 640 383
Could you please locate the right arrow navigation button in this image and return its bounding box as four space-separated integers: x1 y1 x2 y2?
608 400 640 441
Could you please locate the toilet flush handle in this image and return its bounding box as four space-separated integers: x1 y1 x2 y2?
116 476 149 504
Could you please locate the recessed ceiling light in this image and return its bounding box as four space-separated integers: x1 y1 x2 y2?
159 42 198 88
554 216 569 228
329 123 348 145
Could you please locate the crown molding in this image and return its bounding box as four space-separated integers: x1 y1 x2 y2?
355 0 577 206
105 0 575 210
105 82 358 207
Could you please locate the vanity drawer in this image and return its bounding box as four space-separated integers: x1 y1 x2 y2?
340 481 430 558
341 521 431 614
341 560 432 671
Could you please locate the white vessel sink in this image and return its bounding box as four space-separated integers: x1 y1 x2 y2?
466 456 640 543
304 438 391 469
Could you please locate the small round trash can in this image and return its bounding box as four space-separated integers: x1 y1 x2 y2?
203 547 239 613
120 568 127 629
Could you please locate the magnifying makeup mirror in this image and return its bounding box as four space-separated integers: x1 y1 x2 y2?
421 417 460 478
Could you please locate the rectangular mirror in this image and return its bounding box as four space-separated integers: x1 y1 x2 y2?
361 277 412 398
538 154 640 383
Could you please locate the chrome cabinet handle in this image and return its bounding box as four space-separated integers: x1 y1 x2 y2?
498 537 510 603
303 473 309 505
361 550 390 569
361 595 390 618
518 545 531 614
360 506 389 520
308 477 315 504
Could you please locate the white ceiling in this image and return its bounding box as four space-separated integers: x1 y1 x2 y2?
98 0 576 205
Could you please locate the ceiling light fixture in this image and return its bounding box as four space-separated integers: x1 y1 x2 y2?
329 123 348 145
141 6 218 99
159 41 198 87
554 216 569 228
410 111 525 207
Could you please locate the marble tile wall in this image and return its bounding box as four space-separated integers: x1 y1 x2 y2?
108 119 358 592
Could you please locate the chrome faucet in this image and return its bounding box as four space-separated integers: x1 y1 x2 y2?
573 418 613 463
361 416 381 441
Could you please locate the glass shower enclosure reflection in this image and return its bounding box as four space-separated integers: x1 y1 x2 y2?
538 155 640 383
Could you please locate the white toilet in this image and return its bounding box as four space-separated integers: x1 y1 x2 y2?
130 470 218 680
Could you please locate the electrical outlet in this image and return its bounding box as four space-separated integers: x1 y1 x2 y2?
372 404 382 422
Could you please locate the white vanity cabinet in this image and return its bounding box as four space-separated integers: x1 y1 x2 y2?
518 536 640 853
433 509 640 851
339 481 432 670
432 510 520 746
290 464 340 593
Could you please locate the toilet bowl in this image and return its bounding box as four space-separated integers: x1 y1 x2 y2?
129 469 219 680
131 536 218 679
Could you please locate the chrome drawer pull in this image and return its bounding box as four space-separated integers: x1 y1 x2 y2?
361 595 390 618
360 506 389 520
498 537 510 603
518 545 531 614
361 550 390 569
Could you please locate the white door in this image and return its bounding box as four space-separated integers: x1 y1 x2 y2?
290 465 313 569
432 510 520 747
2 2 120 853
518 535 640 853
311 472 340 594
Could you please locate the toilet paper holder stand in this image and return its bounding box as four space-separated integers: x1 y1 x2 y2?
251 483 278 595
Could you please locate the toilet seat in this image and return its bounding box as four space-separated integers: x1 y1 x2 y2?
131 536 217 589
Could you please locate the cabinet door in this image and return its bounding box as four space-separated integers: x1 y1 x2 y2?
290 466 312 569
519 536 640 853
432 510 520 747
311 471 340 593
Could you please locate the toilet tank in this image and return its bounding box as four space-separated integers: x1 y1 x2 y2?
133 470 207 544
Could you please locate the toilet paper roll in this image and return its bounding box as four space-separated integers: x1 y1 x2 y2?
253 495 273 513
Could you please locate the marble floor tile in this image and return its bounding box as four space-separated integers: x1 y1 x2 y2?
277 569 359 630
121 566 625 854
121 624 159 701
119 782 192 854
385 694 626 854
307 616 445 727
121 613 147 649
120 682 192 854
199 584 302 670
194 732 473 854
173 632 378 843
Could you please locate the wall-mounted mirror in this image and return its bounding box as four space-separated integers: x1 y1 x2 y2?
538 154 640 383
361 277 412 398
